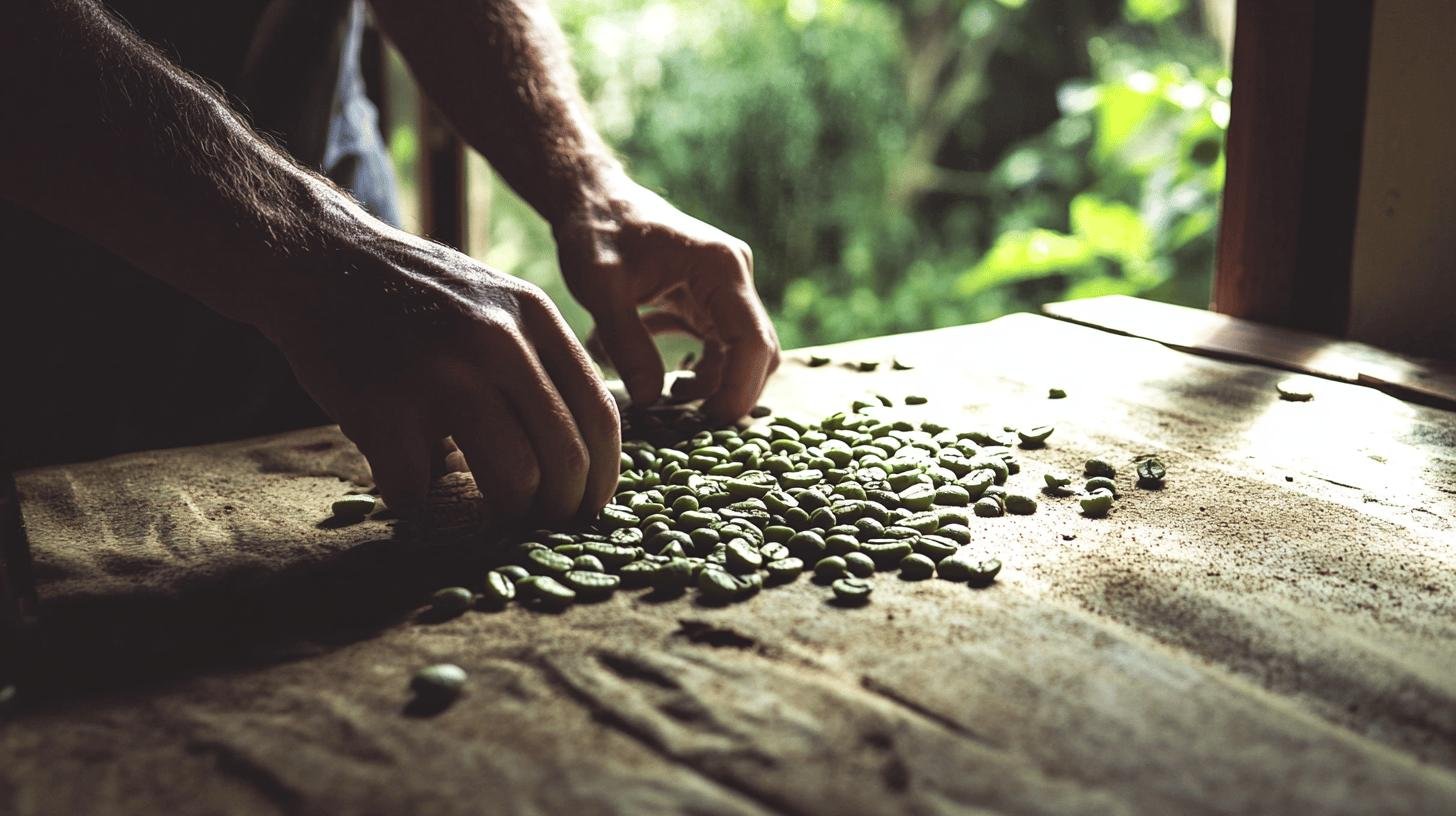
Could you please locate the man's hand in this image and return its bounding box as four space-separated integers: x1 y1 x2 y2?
555 178 781 423
267 220 621 523
368 0 781 421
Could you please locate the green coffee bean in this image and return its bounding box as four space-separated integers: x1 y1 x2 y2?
814 555 849 581
759 525 789 546
479 571 516 607
882 524 922 539
517 575 576 607
678 510 718 530
913 534 958 561
1084 458 1116 478
331 494 378 521
553 543 585 557
853 517 885 539
1017 426 1054 448
807 355 831 367
861 539 914 567
526 548 574 576
856 361 880 372
892 357 915 371
572 555 605 573
831 577 872 604
898 553 935 580
904 395 928 405
697 567 744 603
973 497 1004 518
808 506 838 529
619 560 662 587
933 484 971 506
497 565 530 583
584 542 641 569
931 510 966 530
1004 494 1037 515
639 513 673 529
844 551 876 577
411 663 466 704
1084 476 1118 496
651 558 694 590
766 557 805 582
689 527 721 553
1276 379 1314 401
648 529 692 554
725 538 764 573
824 533 861 556
966 558 1001 588
898 483 936 511
1080 489 1114 517
1048 387 1066 399
781 469 825 490
958 469 994 499
786 530 827 559
1136 457 1167 487
749 405 773 419
565 570 620 599
937 524 972 544
429 587 474 619
671 494 700 514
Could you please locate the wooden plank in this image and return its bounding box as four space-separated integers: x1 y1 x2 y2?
1044 295 1456 410
3 315 1454 815
1214 0 1374 334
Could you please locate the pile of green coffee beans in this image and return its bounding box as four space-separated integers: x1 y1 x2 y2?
425 399 1129 615
390 397 1171 704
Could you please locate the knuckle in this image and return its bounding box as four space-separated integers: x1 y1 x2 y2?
558 434 591 477
513 280 554 312
734 239 754 270
515 458 543 501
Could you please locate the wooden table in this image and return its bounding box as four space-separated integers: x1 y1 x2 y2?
2 312 1454 816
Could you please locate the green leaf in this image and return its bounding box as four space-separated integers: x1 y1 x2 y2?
1070 194 1152 263
958 229 1095 297
1124 0 1185 25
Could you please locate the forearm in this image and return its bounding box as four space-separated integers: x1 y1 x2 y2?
369 0 623 228
0 0 369 334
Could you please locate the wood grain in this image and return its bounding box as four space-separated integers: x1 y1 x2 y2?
3 314 1453 816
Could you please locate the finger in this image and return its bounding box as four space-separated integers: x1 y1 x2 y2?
520 297 622 518
672 340 726 401
493 335 595 525
700 273 777 423
592 291 665 407
446 390 541 525
639 309 701 339
346 418 431 519
430 437 468 477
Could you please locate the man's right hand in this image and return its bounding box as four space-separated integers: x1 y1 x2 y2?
266 220 621 524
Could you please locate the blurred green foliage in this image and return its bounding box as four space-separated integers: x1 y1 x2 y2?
472 0 1230 347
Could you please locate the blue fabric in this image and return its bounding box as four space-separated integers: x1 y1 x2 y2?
321 1 402 228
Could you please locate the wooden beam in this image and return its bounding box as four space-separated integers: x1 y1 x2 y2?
1213 0 1374 335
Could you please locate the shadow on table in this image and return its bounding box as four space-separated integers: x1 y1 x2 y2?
14 522 505 703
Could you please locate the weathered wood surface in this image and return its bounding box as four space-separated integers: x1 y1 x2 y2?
1044 295 1456 409
3 313 1455 816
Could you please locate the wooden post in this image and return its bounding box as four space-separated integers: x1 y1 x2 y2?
418 101 468 252
1213 0 1374 336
